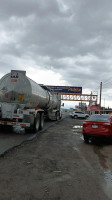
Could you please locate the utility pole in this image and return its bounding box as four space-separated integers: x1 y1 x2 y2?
99 82 102 110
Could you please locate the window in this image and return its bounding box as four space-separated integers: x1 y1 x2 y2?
88 115 110 121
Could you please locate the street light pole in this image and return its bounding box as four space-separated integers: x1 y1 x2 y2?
99 82 102 112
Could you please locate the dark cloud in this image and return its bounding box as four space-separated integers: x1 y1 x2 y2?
0 0 59 18
0 0 112 106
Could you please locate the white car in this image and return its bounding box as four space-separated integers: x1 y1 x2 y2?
70 111 89 119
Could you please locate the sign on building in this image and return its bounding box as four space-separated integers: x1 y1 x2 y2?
87 106 101 111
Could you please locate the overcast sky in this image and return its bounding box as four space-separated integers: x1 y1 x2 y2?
0 0 112 108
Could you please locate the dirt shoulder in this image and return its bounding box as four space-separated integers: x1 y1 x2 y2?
0 117 110 200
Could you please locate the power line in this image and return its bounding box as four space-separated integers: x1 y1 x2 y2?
103 76 112 84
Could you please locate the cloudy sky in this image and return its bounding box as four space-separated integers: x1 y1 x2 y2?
0 0 112 108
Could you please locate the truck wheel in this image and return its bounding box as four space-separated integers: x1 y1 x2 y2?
25 128 30 133
56 112 60 121
55 112 58 121
59 112 62 119
0 125 4 130
39 113 44 130
33 113 40 133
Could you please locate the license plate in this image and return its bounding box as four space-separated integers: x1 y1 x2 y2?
92 125 98 129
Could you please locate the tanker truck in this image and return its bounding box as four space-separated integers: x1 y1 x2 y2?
0 70 62 132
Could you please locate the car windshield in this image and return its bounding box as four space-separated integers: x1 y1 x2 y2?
87 115 110 121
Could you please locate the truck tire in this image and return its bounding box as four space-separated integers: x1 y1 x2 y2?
33 113 40 133
39 113 44 130
0 125 5 131
56 112 60 121
59 112 62 119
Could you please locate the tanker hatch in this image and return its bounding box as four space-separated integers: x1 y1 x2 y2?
11 70 26 76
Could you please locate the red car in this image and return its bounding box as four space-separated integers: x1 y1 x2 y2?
82 114 112 142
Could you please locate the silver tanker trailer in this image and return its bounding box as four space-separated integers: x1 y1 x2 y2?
0 70 62 132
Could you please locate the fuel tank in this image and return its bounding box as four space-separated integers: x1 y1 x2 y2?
0 70 61 110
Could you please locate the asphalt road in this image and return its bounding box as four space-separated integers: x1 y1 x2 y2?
1 113 112 199
0 118 63 156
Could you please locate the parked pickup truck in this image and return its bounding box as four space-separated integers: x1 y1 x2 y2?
70 111 89 119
